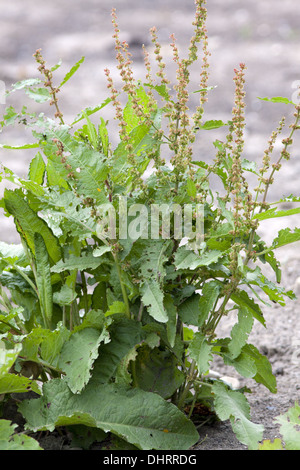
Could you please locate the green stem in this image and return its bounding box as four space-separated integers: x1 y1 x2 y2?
36 359 64 376
80 271 89 317
62 305 66 328
69 304 73 331
177 359 197 410
113 253 131 319
0 285 14 312
72 300 80 327
205 278 240 336
137 302 144 321
11 265 38 295
0 318 23 335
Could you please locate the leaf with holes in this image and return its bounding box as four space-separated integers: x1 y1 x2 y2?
212 381 264 450
58 327 109 393
19 379 199 450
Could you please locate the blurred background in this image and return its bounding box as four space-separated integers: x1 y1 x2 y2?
0 0 300 244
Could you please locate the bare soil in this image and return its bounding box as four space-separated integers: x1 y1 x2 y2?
0 0 300 450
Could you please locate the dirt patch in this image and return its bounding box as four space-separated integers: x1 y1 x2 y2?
0 0 300 450
196 249 300 449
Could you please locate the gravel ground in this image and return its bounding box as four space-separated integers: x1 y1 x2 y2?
0 0 300 450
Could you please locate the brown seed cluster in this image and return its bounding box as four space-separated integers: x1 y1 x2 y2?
33 49 64 124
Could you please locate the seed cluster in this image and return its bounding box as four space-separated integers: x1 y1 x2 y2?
33 49 64 124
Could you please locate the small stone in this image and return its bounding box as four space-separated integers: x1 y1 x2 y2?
275 367 284 376
220 376 240 390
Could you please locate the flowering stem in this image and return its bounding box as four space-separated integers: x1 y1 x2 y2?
245 103 300 264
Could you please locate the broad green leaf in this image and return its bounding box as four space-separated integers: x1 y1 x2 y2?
76 309 107 332
198 280 221 327
39 324 70 367
246 267 295 305
228 308 254 359
217 197 234 227
3 189 62 265
91 319 142 383
0 312 21 335
111 109 162 180
0 241 29 267
230 289 265 326
82 111 98 148
143 82 172 102
0 373 40 396
186 178 197 198
20 325 69 368
115 346 139 386
43 189 97 239
241 159 258 174
0 419 42 450
222 350 256 379
242 344 277 393
138 240 171 283
275 402 300 450
59 327 108 394
200 120 228 130
46 159 69 189
93 245 111 257
53 284 77 306
263 250 281 283
28 152 45 185
91 319 142 384
123 85 151 133
188 332 213 376
212 381 264 450
34 233 53 327
174 247 223 270
0 164 45 198
60 56 85 87
91 283 107 312
25 87 51 103
105 301 126 316
19 379 199 450
10 78 41 91
178 293 200 326
258 438 284 450
134 346 184 399
51 251 104 273
46 126 108 205
164 294 177 348
171 250 200 276
140 279 167 323
271 227 300 250
0 343 22 376
20 327 49 362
